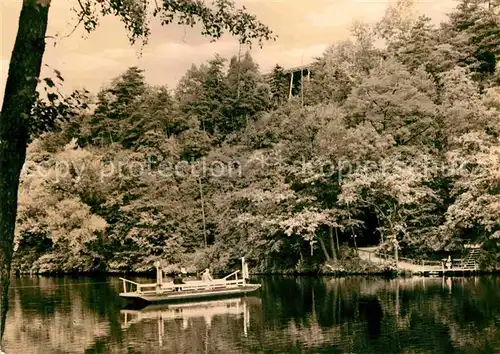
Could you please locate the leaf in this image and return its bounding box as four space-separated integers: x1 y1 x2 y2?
54 69 64 82
47 93 58 102
44 77 55 88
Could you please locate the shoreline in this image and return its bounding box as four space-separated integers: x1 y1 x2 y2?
13 268 500 278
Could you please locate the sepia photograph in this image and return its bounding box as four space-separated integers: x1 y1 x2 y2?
0 0 499 353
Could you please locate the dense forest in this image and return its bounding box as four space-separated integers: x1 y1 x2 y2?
12 0 500 275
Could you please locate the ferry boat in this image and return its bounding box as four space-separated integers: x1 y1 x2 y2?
119 257 261 304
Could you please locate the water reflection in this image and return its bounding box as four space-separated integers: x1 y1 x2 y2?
4 275 500 353
121 297 256 346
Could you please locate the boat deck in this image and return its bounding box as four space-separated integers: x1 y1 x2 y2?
119 270 261 303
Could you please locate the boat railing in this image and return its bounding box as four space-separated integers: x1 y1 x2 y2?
119 258 251 296
119 278 160 294
223 270 240 280
119 277 247 295
119 278 141 293
173 278 245 292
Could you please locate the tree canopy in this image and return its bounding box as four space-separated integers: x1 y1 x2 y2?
2 0 500 345
12 0 500 280
0 0 276 345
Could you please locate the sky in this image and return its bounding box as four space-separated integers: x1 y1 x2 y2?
1 0 458 106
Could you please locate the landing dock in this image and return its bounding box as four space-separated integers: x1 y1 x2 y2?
358 245 481 276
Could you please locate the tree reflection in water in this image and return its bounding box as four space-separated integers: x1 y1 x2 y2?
3 275 500 353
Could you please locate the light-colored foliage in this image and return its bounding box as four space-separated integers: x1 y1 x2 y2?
13 0 500 274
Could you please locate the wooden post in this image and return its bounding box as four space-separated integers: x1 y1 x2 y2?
155 260 162 293
288 71 294 100
155 260 160 284
395 243 398 264
237 42 242 99
241 257 247 286
301 68 304 107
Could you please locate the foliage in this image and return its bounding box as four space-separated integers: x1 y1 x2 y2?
13 0 500 275
75 0 276 47
14 140 108 273
0 0 277 347
269 64 290 107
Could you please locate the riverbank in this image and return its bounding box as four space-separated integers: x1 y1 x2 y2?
14 269 396 278
14 265 500 278
13 267 397 278
12 256 394 277
12 253 499 278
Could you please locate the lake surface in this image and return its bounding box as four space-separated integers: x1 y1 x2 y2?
3 275 500 353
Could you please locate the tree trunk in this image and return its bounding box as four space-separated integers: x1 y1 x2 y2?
351 228 358 255
0 0 50 345
329 226 337 261
335 227 341 257
198 177 207 248
318 236 330 262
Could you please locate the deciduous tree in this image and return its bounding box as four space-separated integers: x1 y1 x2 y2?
0 0 274 344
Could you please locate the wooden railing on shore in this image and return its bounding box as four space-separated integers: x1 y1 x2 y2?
399 257 442 266
357 247 479 272
358 249 443 265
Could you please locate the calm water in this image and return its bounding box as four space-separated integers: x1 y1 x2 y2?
3 275 500 353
